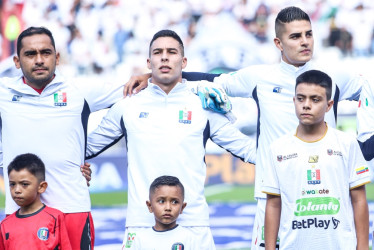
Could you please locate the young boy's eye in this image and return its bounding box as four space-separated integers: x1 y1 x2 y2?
9 183 15 187
158 199 164 204
171 200 179 204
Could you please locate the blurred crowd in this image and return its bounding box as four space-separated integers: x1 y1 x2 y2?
1 0 374 77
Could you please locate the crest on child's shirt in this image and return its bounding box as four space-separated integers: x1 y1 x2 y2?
171 242 184 250
37 227 49 241
307 167 321 185
54 91 67 106
124 232 136 248
179 108 192 124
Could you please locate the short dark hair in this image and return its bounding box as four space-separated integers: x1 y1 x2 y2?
149 29 184 56
275 6 311 38
8 153 46 182
17 26 56 56
296 70 332 100
149 175 184 199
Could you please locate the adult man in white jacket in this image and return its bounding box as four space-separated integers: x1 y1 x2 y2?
86 30 256 249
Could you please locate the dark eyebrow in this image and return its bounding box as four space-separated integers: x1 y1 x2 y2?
41 49 53 53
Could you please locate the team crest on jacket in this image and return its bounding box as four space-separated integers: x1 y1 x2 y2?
54 91 67 106
37 227 49 241
179 109 192 124
171 243 184 250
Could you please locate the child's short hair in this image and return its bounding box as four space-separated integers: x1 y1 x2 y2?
8 153 46 182
296 70 332 100
149 175 184 199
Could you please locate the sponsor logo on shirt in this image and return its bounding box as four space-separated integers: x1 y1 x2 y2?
11 95 22 102
307 168 321 185
308 155 319 163
327 149 342 156
124 232 136 248
277 153 298 162
355 166 369 175
54 92 67 106
179 109 192 124
301 188 329 196
273 87 282 93
37 227 49 241
292 217 340 230
171 243 184 250
139 112 149 118
294 197 340 216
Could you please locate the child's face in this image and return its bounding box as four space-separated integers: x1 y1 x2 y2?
146 185 187 231
293 83 333 126
9 169 45 208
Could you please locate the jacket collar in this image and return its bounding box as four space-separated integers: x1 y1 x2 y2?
6 70 65 95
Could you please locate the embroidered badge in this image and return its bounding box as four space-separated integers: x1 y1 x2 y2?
54 92 67 106
37 227 49 241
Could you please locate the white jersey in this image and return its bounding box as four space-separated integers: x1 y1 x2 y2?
214 59 363 199
0 73 124 214
357 80 374 161
262 127 370 250
86 79 255 227
127 225 198 250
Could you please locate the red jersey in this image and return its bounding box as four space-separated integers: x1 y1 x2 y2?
0 205 72 250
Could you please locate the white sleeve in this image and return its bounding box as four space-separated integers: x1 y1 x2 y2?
357 81 374 141
335 72 363 101
213 66 256 98
74 80 124 112
261 143 280 195
86 101 125 158
208 111 256 164
349 138 371 189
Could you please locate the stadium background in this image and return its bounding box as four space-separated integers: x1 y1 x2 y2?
1 0 374 249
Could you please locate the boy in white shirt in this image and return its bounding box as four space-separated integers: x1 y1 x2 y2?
127 175 198 249
262 70 370 250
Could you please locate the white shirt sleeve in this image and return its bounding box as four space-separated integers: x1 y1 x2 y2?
213 66 256 98
348 138 371 189
74 80 125 112
261 143 280 195
207 110 256 164
357 80 374 141
86 100 125 158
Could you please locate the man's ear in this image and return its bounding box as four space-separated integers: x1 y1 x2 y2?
274 37 283 52
181 57 187 69
146 200 153 213
147 58 151 70
13 55 21 69
38 181 48 194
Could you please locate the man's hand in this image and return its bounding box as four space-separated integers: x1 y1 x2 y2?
197 84 232 114
123 73 151 97
197 83 236 122
81 162 92 187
